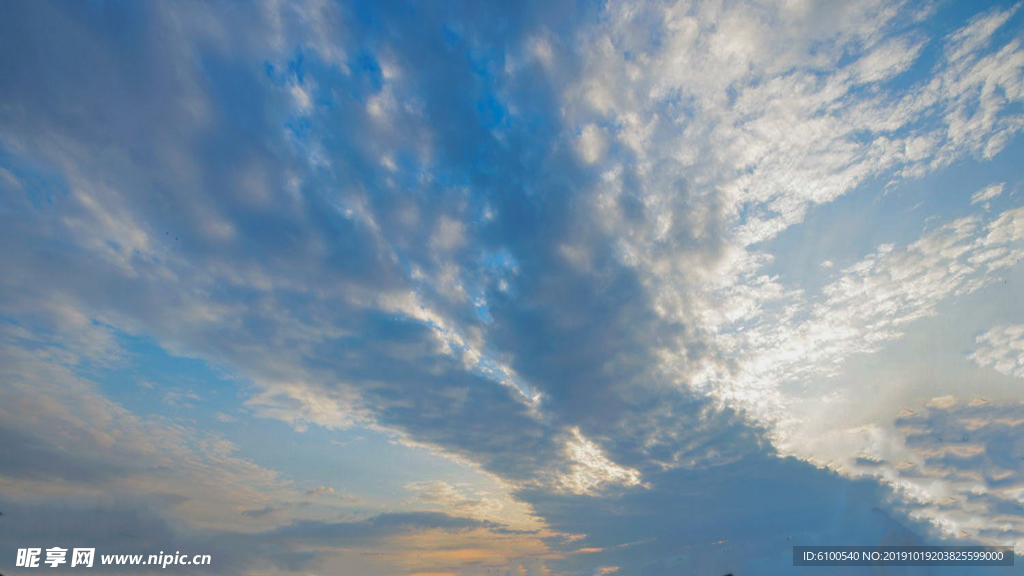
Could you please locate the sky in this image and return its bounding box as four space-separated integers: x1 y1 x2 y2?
1 0 1024 575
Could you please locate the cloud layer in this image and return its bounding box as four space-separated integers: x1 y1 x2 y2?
2 0 1024 575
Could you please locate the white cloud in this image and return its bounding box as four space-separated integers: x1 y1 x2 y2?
246 380 364 432
558 428 642 495
971 325 1024 379
694 206 1024 433
431 215 468 252
847 399 1024 550
564 2 1024 250
851 37 925 84
0 166 21 190
405 480 544 531
972 182 1005 206
303 485 360 502
577 124 607 164
655 204 1022 545
290 81 313 113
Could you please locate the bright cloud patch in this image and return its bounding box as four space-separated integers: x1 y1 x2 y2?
972 325 1024 379
972 183 1007 206
559 428 643 495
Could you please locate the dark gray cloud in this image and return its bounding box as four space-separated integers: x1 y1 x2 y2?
0 426 128 484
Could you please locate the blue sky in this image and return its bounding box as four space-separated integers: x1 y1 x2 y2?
2 1 1024 575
